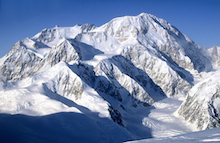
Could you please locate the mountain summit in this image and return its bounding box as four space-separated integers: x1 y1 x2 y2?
0 13 218 142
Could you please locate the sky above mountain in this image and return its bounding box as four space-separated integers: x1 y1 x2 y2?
0 0 220 58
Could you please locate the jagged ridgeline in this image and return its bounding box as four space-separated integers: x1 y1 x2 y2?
0 13 211 94
177 71 220 130
0 13 215 142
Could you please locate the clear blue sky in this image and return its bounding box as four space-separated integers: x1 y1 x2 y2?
0 0 220 58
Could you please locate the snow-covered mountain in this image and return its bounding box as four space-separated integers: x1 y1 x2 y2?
177 70 220 130
176 47 220 132
0 39 43 82
0 13 219 142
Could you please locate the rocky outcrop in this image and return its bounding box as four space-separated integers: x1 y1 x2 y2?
0 41 42 81
94 55 156 107
178 71 220 130
121 44 192 97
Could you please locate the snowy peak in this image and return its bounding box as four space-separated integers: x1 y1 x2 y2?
56 23 96 40
79 23 96 32
0 40 43 82
32 23 96 47
0 12 219 142
44 38 81 67
32 26 62 46
139 12 180 35
96 14 149 39
7 39 36 56
38 38 103 70
134 13 210 72
44 62 86 101
21 37 38 49
96 12 181 41
76 13 211 72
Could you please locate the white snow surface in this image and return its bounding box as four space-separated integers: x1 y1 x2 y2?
142 98 195 138
0 61 133 142
0 62 108 116
0 13 219 143
177 69 220 130
126 127 220 143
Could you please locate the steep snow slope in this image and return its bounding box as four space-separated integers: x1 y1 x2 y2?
0 13 208 84
0 12 217 142
0 23 97 80
44 39 82 66
20 37 51 57
73 13 210 97
8 13 204 96
77 13 211 72
177 69 220 130
0 40 43 82
95 55 156 107
135 14 210 72
0 62 109 116
0 62 134 142
121 44 192 97
42 38 103 67
141 98 195 138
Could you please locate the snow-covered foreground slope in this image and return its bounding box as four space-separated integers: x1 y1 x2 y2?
126 127 220 143
141 98 195 138
0 13 219 142
0 61 194 142
0 62 133 142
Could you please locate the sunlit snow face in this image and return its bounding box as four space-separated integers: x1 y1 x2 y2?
0 12 218 143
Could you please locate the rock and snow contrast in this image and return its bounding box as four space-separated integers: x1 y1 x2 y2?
177 70 220 130
0 13 219 142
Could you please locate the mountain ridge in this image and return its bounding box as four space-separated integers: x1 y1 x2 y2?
0 13 219 142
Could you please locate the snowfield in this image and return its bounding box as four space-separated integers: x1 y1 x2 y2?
0 13 219 143
126 127 220 143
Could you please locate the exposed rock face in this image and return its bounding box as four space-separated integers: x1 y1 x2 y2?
45 65 84 101
121 44 192 97
33 28 61 44
138 13 210 72
178 71 220 130
0 13 217 141
94 55 156 107
0 41 42 82
108 106 124 127
75 13 211 72
0 13 209 84
45 39 81 66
